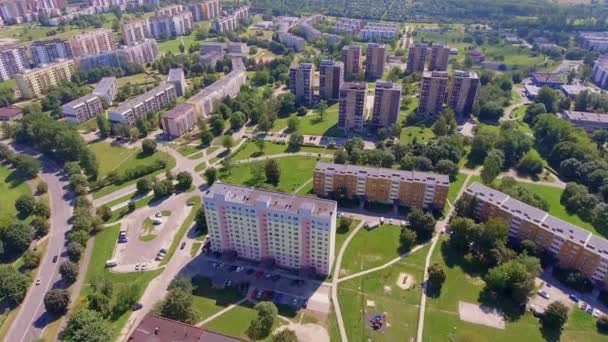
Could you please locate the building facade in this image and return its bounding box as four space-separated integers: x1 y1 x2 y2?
29 39 72 66
365 43 386 80
62 94 103 124
406 42 427 73
341 45 362 80
289 63 314 106
448 70 480 115
92 76 117 106
203 183 337 276
313 162 449 209
0 47 28 81
117 38 160 65
211 6 249 33
277 32 305 52
76 51 121 71
188 0 220 21
418 71 448 117
15 59 76 99
463 182 608 289
372 81 402 127
161 103 196 138
358 22 399 41
149 11 194 39
121 19 150 46
319 60 344 101
592 56 608 89
428 43 450 71
562 110 608 132
69 28 115 58
168 68 186 97
338 82 367 131
109 83 176 126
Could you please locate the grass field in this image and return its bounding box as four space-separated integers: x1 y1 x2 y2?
218 156 325 193
202 301 282 341
191 275 245 321
160 196 200 266
517 183 598 235
81 224 162 338
117 72 159 87
339 224 404 277
339 243 429 341
0 164 31 227
299 103 342 136
230 141 335 161
448 173 469 204
158 34 199 54
400 126 435 145
89 142 138 179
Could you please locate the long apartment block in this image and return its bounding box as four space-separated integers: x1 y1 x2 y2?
463 182 608 288
15 59 76 99
313 162 449 209
109 83 176 127
62 93 103 124
203 183 337 276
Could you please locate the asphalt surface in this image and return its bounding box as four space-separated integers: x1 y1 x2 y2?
6 152 74 342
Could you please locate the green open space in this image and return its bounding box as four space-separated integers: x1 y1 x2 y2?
191 275 244 320
230 140 335 161
0 164 32 227
80 224 162 338
202 301 281 341
448 173 469 205
116 72 159 87
400 125 435 145
219 156 326 193
89 142 138 179
271 104 342 136
157 33 200 54
176 144 202 157
139 218 157 242
160 196 201 266
339 224 404 277
338 243 429 341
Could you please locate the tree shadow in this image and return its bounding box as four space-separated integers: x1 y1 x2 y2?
4 169 25 189
440 240 487 278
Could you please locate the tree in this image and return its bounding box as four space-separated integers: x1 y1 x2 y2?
435 159 459 181
317 100 328 120
484 258 539 307
204 167 217 185
44 289 70 315
15 194 37 217
407 209 436 241
153 179 174 199
129 127 141 141
230 111 246 130
200 129 213 145
248 301 277 340
128 201 136 212
96 205 112 222
31 216 49 237
87 291 111 318
400 227 417 250
273 329 297 342
537 86 563 113
518 150 544 176
287 116 299 133
597 315 608 334
591 129 608 148
255 139 266 154
427 263 446 292
64 309 112 342
222 135 234 152
542 301 569 331
433 108 457 136
160 288 196 323
481 149 503 184
3 222 33 255
334 149 348 164
22 250 40 269
280 93 296 115
15 155 40 179
264 159 281 186
0 266 29 305
176 171 193 192
67 242 84 262
112 282 139 316
478 101 503 122
142 139 157 155
136 177 154 195
96 114 111 137
36 181 48 195
60 260 79 283
195 207 207 234
288 132 304 151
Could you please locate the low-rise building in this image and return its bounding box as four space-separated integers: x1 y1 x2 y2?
168 68 186 97
359 22 399 41
116 38 159 65
277 32 305 52
161 102 196 138
466 50 485 63
15 59 76 99
92 76 117 106
62 93 103 124
560 84 596 99
313 162 449 209
531 72 564 89
129 314 244 342
203 183 337 276
463 182 608 289
109 83 176 126
0 106 23 122
580 31 608 53
562 110 608 132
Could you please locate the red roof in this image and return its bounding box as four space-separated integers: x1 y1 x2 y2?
0 106 22 118
128 314 245 342
467 50 485 57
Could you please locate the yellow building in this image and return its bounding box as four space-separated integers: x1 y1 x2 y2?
15 59 76 99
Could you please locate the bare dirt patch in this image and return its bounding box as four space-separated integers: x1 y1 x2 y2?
458 301 505 329
275 322 329 342
396 272 414 290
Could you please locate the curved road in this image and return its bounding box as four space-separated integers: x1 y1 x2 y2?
6 152 74 342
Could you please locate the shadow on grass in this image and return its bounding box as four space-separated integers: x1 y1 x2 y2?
539 324 562 342
440 240 487 278
191 275 243 308
5 169 26 189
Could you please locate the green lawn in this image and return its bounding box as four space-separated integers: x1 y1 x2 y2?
92 149 176 199
157 33 199 54
89 142 138 179
230 141 335 161
81 224 162 338
218 156 325 193
299 103 342 136
517 183 598 235
400 125 435 145
508 104 533 135
0 164 32 226
116 72 159 87
176 144 202 157
338 243 429 341
448 173 469 205
334 219 362 263
202 301 281 341
191 275 245 321
160 196 200 266
339 224 404 277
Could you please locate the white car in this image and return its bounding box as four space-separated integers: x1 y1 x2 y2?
537 290 550 299
155 212 162 218
236 266 244 272
141 263 147 270
35 279 41 285
135 263 140 271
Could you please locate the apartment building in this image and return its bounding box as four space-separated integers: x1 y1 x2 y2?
188 0 220 21
117 38 160 65
429 43 450 71
338 82 367 131
62 94 103 124
29 39 72 66
319 60 344 101
155 4 184 16
463 182 608 289
289 63 314 106
92 76 117 106
334 18 366 36
341 45 362 80
406 42 428 73
69 28 115 58
168 68 186 97
365 43 387 80
15 59 76 99
161 103 196 138
562 110 608 132
313 162 449 209
187 58 247 117
580 31 608 53
149 11 193 39
76 51 120 71
0 47 28 81
592 56 608 89
0 0 64 24
109 83 176 126
372 81 402 127
359 22 399 41
203 183 337 276
418 71 448 117
211 6 249 33
448 70 480 115
122 19 149 45
278 32 305 52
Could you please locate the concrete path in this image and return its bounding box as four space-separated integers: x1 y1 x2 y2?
232 152 335 165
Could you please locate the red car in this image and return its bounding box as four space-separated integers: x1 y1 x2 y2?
255 271 264 279
251 289 258 299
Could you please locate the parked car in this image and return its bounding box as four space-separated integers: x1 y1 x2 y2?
246 268 255 275
52 255 58 263
236 266 244 272
135 264 140 271
35 279 41 286
180 242 186 250
537 290 550 299
228 265 238 272
569 294 579 302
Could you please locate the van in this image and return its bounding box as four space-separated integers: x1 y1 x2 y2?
105 259 117 268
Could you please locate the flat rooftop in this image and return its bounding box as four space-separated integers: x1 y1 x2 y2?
315 162 449 186
562 110 608 124
128 313 244 342
204 183 337 219
162 103 194 119
532 72 564 84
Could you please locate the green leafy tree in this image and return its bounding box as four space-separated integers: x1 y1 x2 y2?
15 155 40 179
64 309 112 342
273 329 297 342
204 167 217 185
96 205 112 222
195 207 207 234
537 86 563 113
287 116 299 133
400 227 417 250
0 266 29 305
31 216 49 237
112 282 139 316
176 171 193 192
481 149 504 184
136 177 154 195
153 179 174 199
142 139 157 155
407 209 436 241
287 132 304 151
542 301 569 331
160 287 196 323
264 159 281 186
222 135 234 152
96 114 111 137
15 194 37 217
518 150 544 176
3 222 33 255
427 263 446 292
44 289 70 315
255 139 266 154
317 100 328 121
67 242 84 262
60 260 79 284
478 101 503 122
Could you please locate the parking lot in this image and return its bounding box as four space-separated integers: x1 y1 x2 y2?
193 256 332 314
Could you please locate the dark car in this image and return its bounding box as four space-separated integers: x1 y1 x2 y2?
569 294 580 302
52 255 58 263
228 265 238 272
246 268 255 275
271 274 281 282
180 242 186 250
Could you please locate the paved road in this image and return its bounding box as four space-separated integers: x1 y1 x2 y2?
6 150 74 342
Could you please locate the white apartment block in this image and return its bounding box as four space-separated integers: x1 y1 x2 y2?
109 83 176 126
92 76 117 106
592 56 608 89
277 32 305 52
0 47 28 81
62 94 103 124
203 183 337 276
149 11 193 39
29 39 72 66
117 38 160 65
211 6 249 33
